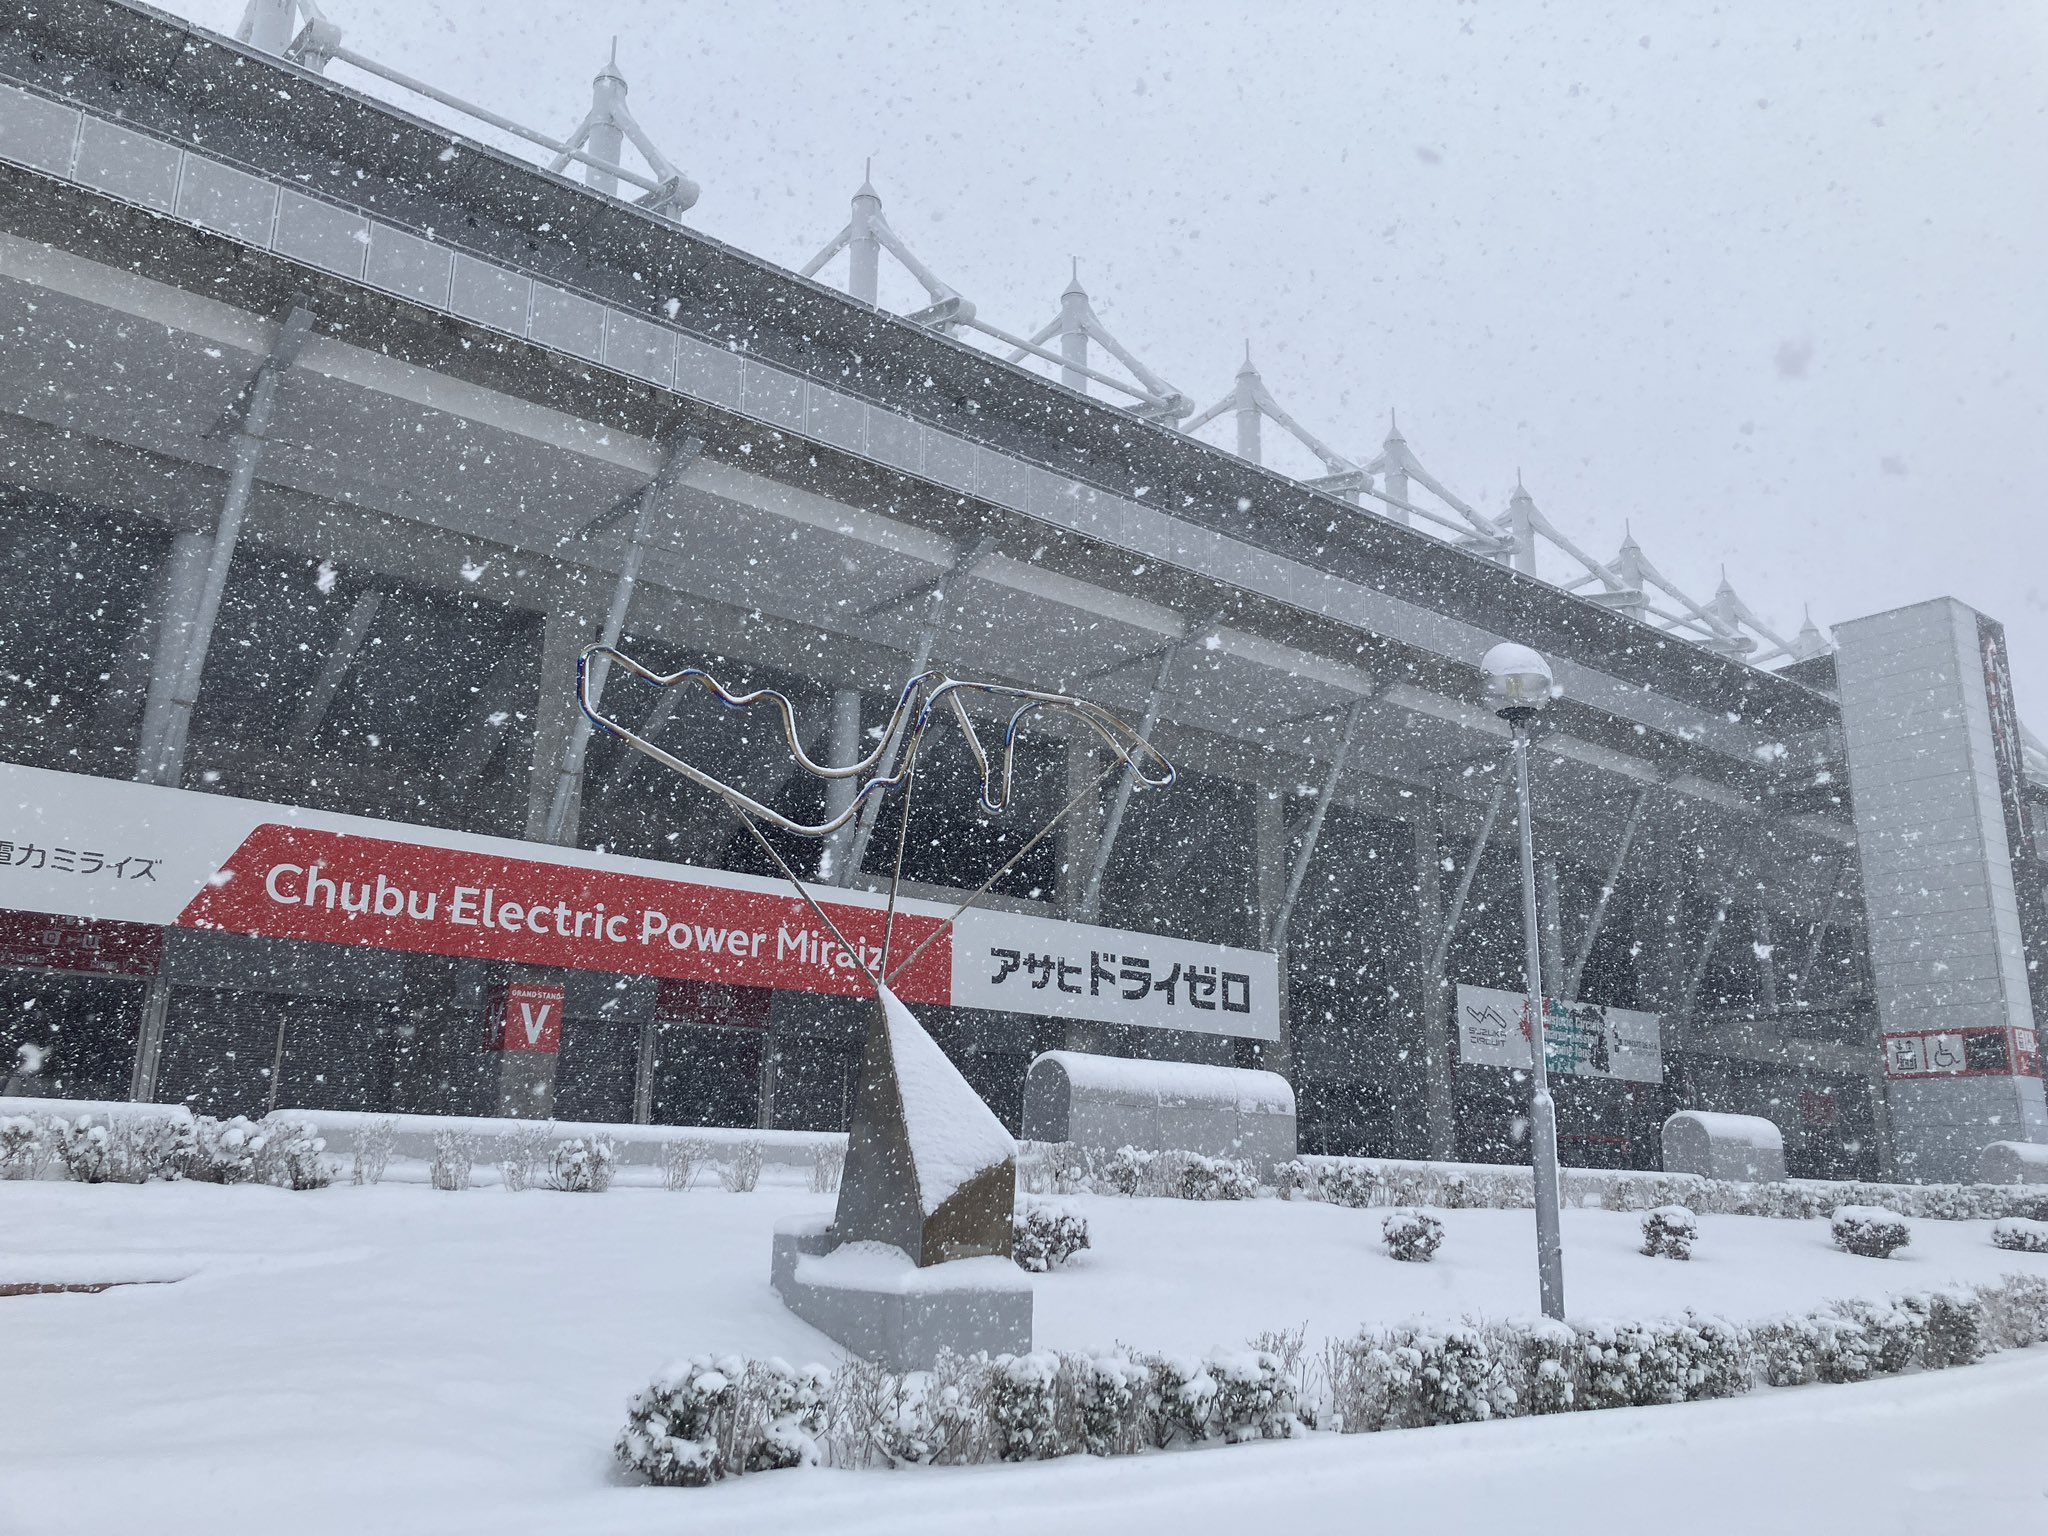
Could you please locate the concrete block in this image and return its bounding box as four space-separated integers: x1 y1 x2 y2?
771 1218 1032 1372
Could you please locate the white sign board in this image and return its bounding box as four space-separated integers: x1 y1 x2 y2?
950 908 1279 1041
1456 984 1663 1085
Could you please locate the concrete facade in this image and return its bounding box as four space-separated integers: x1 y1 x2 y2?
0 2 2035 1185
1835 599 2048 1180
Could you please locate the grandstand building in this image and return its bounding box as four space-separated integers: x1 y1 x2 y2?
2 0 2044 1181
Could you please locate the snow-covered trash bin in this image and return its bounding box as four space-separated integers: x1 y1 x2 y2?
1021 1052 1295 1173
1991 1217 2048 1253
1382 1208 1444 1263
1661 1110 1786 1182
1640 1204 1698 1260
1976 1141 2048 1186
1831 1205 1911 1258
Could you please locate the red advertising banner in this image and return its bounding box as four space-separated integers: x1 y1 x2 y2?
174 825 952 1006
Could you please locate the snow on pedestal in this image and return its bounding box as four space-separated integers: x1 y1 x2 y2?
772 987 1028 1367
833 986 1017 1265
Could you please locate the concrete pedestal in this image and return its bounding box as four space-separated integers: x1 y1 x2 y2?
770 1217 1032 1371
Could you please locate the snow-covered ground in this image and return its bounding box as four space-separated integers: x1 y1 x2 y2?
5 1176 2048 1534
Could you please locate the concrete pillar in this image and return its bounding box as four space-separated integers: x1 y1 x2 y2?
132 527 211 785
1413 798 1456 1158
495 1053 556 1119
1540 859 1566 1000
632 1018 659 1124
1753 908 1781 1016
817 688 864 880
758 1023 780 1130
129 977 171 1103
1253 789 1294 1081
1058 737 1112 1055
526 604 592 842
1631 884 1689 1012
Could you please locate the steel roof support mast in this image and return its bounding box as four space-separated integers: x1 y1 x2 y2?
239 2 698 218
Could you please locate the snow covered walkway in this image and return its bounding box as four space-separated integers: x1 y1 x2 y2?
4 1177 2047 1533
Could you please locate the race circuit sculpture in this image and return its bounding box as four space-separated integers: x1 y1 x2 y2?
576 643 1175 1285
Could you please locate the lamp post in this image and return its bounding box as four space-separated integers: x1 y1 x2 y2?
1482 641 1567 1321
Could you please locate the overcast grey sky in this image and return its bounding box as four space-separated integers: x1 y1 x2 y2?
170 1 2048 713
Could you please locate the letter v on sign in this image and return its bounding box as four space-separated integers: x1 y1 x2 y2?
498 984 564 1054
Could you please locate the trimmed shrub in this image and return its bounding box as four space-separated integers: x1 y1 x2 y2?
1980 1273 2048 1350
0 1115 50 1180
1992 1217 2048 1254
810 1143 846 1195
1016 1140 1090 1197
1177 1154 1258 1202
719 1140 764 1193
1752 1314 1823 1387
254 1118 332 1190
1104 1146 1154 1197
1145 1355 1218 1446
189 1116 263 1184
59 1115 195 1184
991 1352 1064 1460
1640 1204 1697 1260
430 1129 475 1192
1577 1317 1749 1408
660 1137 714 1192
496 1122 553 1192
1327 1326 1507 1431
618 1355 831 1486
54 1118 117 1183
1013 1198 1090 1272
547 1136 614 1193
1832 1205 1910 1258
1497 1318 1577 1415
1920 1289 1985 1369
351 1116 397 1186
1078 1353 1148 1457
618 1357 740 1486
1383 1208 1444 1263
1208 1349 1303 1442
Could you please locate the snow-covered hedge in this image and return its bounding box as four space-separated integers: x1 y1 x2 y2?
1273 1151 2048 1224
617 1355 831 1485
718 1140 764 1193
618 1275 2048 1484
547 1136 615 1193
1095 1146 1257 1201
1012 1198 1090 1272
1992 1217 2048 1254
1381 1208 1444 1263
1832 1205 1911 1258
2 1111 330 1188
1641 1205 1698 1260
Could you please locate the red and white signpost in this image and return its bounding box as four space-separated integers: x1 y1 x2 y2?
487 983 565 1054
